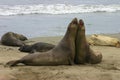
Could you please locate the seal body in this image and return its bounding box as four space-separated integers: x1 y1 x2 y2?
6 18 78 66
88 34 120 47
1 32 27 47
75 20 102 64
74 20 87 64
19 42 55 53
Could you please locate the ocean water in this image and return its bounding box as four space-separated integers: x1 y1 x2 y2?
0 0 120 38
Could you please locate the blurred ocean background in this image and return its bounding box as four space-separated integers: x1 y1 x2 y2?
0 0 120 38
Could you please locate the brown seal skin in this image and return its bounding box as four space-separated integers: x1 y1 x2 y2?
74 19 87 64
74 19 102 64
1 32 27 47
86 47 102 64
19 42 55 53
5 18 78 67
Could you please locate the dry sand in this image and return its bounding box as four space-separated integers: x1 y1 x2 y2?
0 33 120 80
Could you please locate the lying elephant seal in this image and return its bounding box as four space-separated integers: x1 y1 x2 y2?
74 19 102 64
88 34 120 47
5 18 78 67
1 32 27 47
19 42 55 53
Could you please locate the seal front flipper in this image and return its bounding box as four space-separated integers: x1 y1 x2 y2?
30 49 36 53
5 60 21 67
68 57 75 65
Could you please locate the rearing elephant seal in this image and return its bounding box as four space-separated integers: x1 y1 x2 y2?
74 19 102 64
5 18 78 67
19 42 55 53
1 32 27 47
74 19 87 64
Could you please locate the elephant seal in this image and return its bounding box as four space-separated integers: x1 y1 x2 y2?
5 18 78 67
19 42 55 53
74 19 87 64
74 19 102 64
88 34 120 47
1 32 27 47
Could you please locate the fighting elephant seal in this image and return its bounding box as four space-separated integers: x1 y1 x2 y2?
19 42 55 53
74 19 102 64
6 18 78 66
88 34 120 47
1 32 27 47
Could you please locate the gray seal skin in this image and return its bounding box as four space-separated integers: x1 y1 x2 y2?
1 32 27 47
19 42 55 53
5 18 78 67
74 19 102 64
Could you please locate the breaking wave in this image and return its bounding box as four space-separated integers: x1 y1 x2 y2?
0 4 120 16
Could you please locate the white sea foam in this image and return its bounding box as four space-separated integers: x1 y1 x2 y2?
0 4 120 16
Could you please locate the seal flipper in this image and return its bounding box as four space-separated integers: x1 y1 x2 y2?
30 49 36 53
68 57 75 65
5 60 22 67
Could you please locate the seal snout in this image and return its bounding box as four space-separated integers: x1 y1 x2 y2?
68 18 78 31
79 19 84 27
18 45 29 51
71 18 78 24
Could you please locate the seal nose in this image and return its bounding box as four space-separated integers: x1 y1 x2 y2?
71 18 78 24
79 19 84 26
